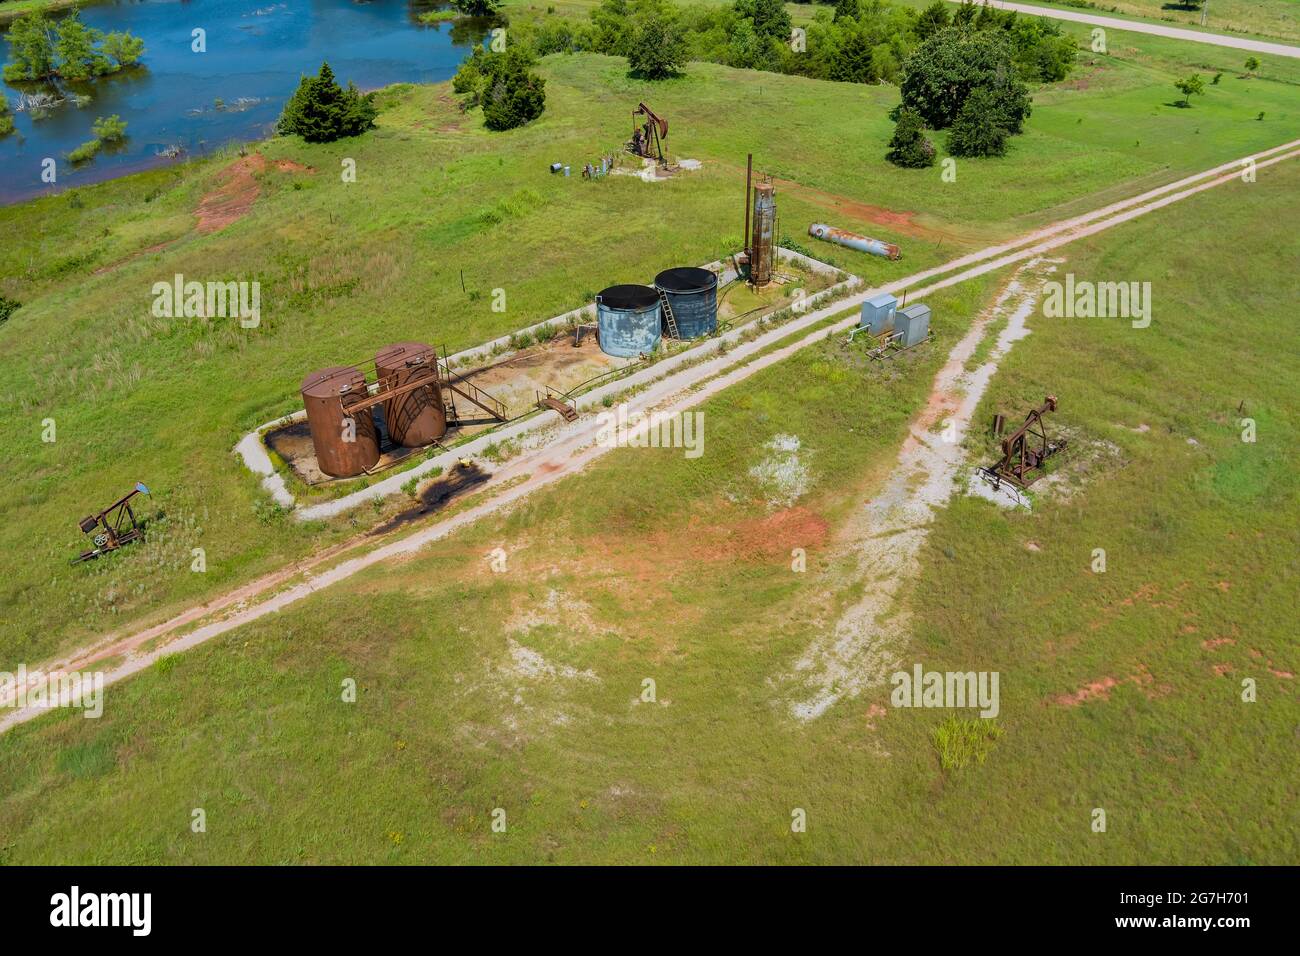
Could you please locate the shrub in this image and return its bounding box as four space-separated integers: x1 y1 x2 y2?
885 107 935 167
946 88 1009 158
458 47 546 131
91 114 127 143
277 62 378 143
0 93 13 138
101 30 146 68
0 296 20 323
68 139 102 164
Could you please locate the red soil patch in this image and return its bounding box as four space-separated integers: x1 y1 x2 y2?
1212 663 1233 676
1202 637 1235 650
194 154 313 234
1055 676 1120 707
579 505 830 580
864 702 888 731
678 506 831 563
1053 666 1169 707
766 174 951 243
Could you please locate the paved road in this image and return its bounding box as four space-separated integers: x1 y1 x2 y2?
948 0 1300 59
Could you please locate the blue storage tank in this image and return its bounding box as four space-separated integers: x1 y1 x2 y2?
596 285 662 358
861 292 897 334
895 303 931 347
655 267 718 339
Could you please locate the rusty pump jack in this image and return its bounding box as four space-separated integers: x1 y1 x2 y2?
629 102 668 166
72 482 150 564
984 397 1066 489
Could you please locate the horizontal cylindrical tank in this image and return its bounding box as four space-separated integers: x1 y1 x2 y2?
596 284 661 358
861 292 898 334
655 267 718 339
809 223 901 260
895 303 931 347
375 341 446 448
301 365 379 478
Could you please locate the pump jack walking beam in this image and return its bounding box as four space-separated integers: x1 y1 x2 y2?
630 103 668 165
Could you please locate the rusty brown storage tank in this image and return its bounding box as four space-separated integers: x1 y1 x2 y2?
301 366 380 478
375 341 446 447
750 181 776 286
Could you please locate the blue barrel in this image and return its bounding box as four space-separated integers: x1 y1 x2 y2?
654 267 718 339
596 285 661 358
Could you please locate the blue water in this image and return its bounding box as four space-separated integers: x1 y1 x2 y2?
0 0 481 205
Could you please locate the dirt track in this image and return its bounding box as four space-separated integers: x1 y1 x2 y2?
4 141 1298 732
947 0 1300 59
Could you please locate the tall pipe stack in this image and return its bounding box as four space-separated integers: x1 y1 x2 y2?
750 181 776 287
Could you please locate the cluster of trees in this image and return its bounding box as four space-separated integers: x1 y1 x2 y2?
3 12 145 83
278 62 378 142
453 46 547 131
0 93 13 137
886 14 1046 164
508 0 1074 90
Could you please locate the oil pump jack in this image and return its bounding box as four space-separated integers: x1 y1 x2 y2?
984 396 1066 489
72 482 150 564
629 102 668 166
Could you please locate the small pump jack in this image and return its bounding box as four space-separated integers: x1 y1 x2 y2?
629 102 668 166
983 396 1066 489
72 482 150 564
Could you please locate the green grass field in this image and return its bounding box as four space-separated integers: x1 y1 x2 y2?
2 20 1297 675
1 151 1294 864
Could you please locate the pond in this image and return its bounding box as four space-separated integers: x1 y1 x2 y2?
0 0 484 206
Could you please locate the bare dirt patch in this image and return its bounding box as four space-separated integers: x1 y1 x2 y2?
194 154 312 234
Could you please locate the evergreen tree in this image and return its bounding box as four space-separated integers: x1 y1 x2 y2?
833 0 861 22
914 1 950 40
734 0 792 42
945 87 1009 157
478 48 547 131
885 106 935 167
277 62 378 143
830 24 875 83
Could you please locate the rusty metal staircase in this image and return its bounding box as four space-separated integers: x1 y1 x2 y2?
657 289 680 339
437 357 509 423
535 386 578 422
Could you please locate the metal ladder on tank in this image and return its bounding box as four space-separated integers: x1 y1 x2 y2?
657 289 680 340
